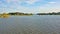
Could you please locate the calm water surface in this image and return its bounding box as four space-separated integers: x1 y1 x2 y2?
0 15 60 34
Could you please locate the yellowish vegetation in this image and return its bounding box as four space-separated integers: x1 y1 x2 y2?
0 13 10 18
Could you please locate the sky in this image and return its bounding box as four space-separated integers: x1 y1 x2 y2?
0 0 60 13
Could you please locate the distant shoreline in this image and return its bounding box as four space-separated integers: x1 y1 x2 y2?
37 12 60 15
0 12 60 16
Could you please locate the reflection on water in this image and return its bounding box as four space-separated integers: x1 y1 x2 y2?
0 15 60 34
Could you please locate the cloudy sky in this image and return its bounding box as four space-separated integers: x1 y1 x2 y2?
0 0 60 13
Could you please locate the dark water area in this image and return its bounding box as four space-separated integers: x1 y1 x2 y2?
0 15 60 34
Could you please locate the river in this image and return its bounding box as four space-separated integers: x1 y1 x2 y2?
0 15 60 34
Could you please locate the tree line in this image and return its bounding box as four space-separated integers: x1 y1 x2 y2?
37 12 60 15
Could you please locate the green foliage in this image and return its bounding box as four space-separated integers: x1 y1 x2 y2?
8 12 33 16
37 12 60 15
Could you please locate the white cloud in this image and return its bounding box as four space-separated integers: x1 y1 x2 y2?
5 0 42 4
6 0 11 3
5 0 21 3
48 2 56 4
25 0 40 4
1 0 60 13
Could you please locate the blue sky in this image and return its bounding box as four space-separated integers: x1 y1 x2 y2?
0 0 60 13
